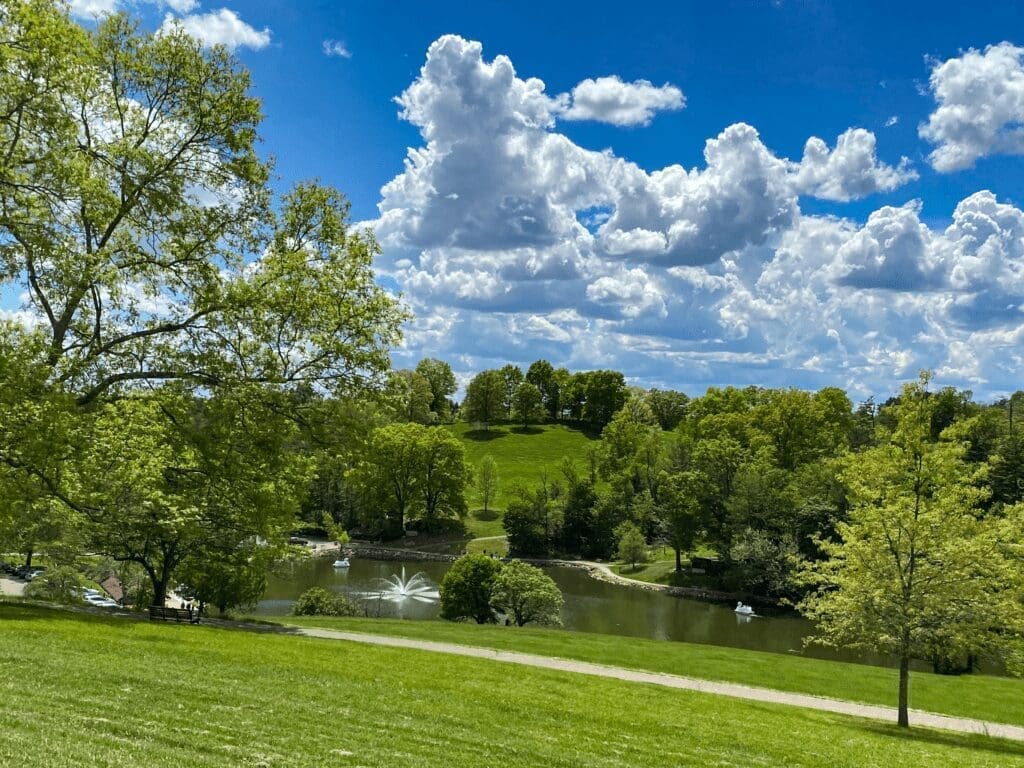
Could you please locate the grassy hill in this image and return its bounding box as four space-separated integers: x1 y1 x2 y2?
448 421 598 537
3 604 1023 767
286 615 1024 729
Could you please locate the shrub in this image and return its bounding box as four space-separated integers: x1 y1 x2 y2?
440 553 503 624
25 566 83 604
292 587 361 617
490 560 563 627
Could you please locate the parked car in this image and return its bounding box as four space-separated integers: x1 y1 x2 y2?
84 594 119 608
288 536 309 546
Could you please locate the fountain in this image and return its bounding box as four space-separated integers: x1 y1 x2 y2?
371 567 440 604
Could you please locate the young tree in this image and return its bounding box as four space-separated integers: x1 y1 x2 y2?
439 553 503 624
799 374 1022 727
476 455 499 514
615 521 648 570
490 560 563 626
462 370 505 430
512 381 545 428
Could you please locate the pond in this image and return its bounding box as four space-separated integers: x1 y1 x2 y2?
256 555 877 665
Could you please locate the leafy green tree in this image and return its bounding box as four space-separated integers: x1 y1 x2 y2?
0 6 405 604
727 527 798 598
490 560 563 626
799 374 1021 727
582 370 628 429
499 364 524 418
415 359 457 422
293 587 362 617
512 381 545 428
348 423 422 536
657 471 703 571
418 428 470 531
476 455 499 514
526 360 560 420
439 553 503 624
387 369 435 424
462 369 505 430
615 520 648 569
502 490 552 556
645 389 689 431
560 477 598 555
76 389 310 607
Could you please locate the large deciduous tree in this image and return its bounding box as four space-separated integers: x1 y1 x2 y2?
0 5 405 603
462 369 504 430
799 374 1023 727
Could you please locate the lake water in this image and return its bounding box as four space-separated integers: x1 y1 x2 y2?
256 555 877 664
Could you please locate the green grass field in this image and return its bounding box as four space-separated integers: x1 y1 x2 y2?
449 421 597 537
2 604 1023 767
283 615 1024 729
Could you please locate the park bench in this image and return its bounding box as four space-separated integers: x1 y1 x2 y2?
148 605 200 624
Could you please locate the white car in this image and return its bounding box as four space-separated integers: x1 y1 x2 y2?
84 594 119 608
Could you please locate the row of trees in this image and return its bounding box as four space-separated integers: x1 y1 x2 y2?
460 363 634 431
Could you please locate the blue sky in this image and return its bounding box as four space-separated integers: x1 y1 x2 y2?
58 1 1024 399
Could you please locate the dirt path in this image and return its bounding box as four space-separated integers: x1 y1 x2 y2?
295 626 1024 743
0 578 25 597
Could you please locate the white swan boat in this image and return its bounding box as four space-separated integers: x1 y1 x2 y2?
734 601 755 616
333 558 350 568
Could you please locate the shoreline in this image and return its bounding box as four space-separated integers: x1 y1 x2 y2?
336 541 767 607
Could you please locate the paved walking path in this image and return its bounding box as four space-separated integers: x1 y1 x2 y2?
296 626 1024 743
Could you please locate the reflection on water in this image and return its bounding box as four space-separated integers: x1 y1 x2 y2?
257 556 983 671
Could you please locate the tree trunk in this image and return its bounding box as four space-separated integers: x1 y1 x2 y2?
674 546 682 572
897 652 910 727
152 575 169 608
23 549 33 569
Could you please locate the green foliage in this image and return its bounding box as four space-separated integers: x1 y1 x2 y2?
292 587 362 617
439 553 503 624
727 528 798 598
615 521 648 569
462 369 505 429
490 559 563 626
476 455 499 513
415 359 457 422
498 364 524 419
24 565 83 604
352 423 470 536
512 381 544 427
644 388 689 431
387 369 435 424
799 373 1024 726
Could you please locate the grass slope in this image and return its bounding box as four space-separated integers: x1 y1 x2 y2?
283 616 1024 729
1 604 1023 767
449 422 597 537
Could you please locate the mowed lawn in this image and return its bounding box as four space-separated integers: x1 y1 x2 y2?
449 422 597 537
284 615 1024 729
2 605 1024 768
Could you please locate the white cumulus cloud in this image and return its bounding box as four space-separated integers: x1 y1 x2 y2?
920 42 1024 171
159 9 271 51
558 76 684 126
791 128 917 202
323 39 351 58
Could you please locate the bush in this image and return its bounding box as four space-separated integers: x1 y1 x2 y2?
440 553 503 624
490 560 563 627
25 566 83 604
292 587 362 617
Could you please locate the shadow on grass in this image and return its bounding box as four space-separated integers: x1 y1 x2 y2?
464 429 509 441
473 508 500 521
858 721 1024 757
509 426 545 435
